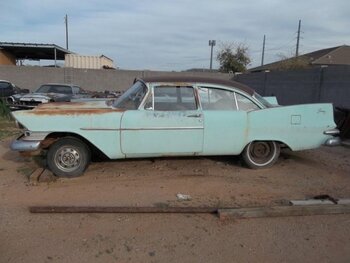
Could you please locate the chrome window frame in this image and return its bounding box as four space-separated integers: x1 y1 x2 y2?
194 83 264 111
141 83 199 111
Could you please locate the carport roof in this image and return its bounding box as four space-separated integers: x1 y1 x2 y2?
0 42 72 60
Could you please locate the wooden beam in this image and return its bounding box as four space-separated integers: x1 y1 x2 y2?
29 206 219 214
218 204 350 220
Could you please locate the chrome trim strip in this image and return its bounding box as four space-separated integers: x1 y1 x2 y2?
123 127 204 131
324 128 340 135
80 127 203 131
80 128 120 131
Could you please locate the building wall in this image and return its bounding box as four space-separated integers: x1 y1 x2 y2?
65 54 114 69
0 50 16 65
0 65 231 92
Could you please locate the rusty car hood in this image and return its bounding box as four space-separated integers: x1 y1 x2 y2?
35 100 112 110
12 100 125 131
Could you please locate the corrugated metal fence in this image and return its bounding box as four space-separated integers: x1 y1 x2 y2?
234 65 350 110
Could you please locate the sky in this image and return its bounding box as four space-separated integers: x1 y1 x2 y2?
1 0 349 71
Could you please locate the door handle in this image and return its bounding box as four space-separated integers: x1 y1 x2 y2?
187 114 202 118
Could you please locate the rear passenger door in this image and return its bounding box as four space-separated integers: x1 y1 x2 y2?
120 85 204 157
198 87 253 155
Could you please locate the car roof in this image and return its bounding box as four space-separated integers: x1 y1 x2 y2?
138 75 254 96
40 83 80 87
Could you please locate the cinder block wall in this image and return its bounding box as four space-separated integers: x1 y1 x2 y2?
0 66 231 92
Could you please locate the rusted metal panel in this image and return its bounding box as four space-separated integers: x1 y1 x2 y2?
29 108 124 116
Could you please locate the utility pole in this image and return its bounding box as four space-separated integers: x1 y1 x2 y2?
295 19 301 58
65 14 69 50
209 40 216 70
261 35 266 66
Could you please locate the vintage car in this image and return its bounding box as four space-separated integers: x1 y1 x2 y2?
0 80 29 108
11 83 90 110
10 76 340 177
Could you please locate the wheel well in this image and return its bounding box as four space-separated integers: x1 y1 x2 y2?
43 132 109 160
243 140 291 152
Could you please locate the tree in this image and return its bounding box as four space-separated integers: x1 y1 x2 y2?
216 42 251 73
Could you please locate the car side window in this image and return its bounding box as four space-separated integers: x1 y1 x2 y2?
235 93 260 111
153 86 197 111
72 86 82 94
198 87 237 110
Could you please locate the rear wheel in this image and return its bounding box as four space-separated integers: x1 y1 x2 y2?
47 137 91 177
242 141 280 169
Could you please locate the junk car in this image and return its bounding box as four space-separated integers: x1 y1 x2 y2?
10 76 340 177
14 83 89 109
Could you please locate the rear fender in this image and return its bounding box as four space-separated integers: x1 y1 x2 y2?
247 103 336 151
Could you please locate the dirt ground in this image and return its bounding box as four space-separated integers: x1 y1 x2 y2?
1 135 350 263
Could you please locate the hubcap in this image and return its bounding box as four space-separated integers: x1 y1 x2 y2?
54 146 81 172
249 142 275 165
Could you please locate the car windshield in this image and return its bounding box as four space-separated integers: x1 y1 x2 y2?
253 92 273 108
114 81 148 109
35 85 72 94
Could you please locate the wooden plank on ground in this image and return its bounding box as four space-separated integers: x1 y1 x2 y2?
29 206 218 214
218 204 350 220
290 200 335 206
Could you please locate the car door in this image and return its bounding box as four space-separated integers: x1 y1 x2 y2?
121 85 204 157
198 86 253 155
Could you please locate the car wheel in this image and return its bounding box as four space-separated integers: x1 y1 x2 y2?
47 137 91 177
242 141 280 169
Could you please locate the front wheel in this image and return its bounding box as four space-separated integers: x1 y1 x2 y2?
242 141 280 169
47 137 91 177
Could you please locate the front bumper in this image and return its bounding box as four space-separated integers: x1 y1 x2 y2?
10 136 41 151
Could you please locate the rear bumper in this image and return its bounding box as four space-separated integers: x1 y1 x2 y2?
10 136 41 151
324 137 341 147
323 128 340 136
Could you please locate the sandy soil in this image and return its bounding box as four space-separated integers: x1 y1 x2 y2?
1 137 350 263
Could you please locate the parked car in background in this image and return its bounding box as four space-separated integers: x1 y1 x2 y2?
0 80 29 99
10 76 340 178
11 83 90 109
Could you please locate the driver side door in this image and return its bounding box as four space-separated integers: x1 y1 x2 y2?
120 85 204 157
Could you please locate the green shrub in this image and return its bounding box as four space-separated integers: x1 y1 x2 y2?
0 99 11 119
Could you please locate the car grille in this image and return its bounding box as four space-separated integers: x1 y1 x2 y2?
20 101 42 106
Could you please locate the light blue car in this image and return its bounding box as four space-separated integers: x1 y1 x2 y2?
10 76 340 177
